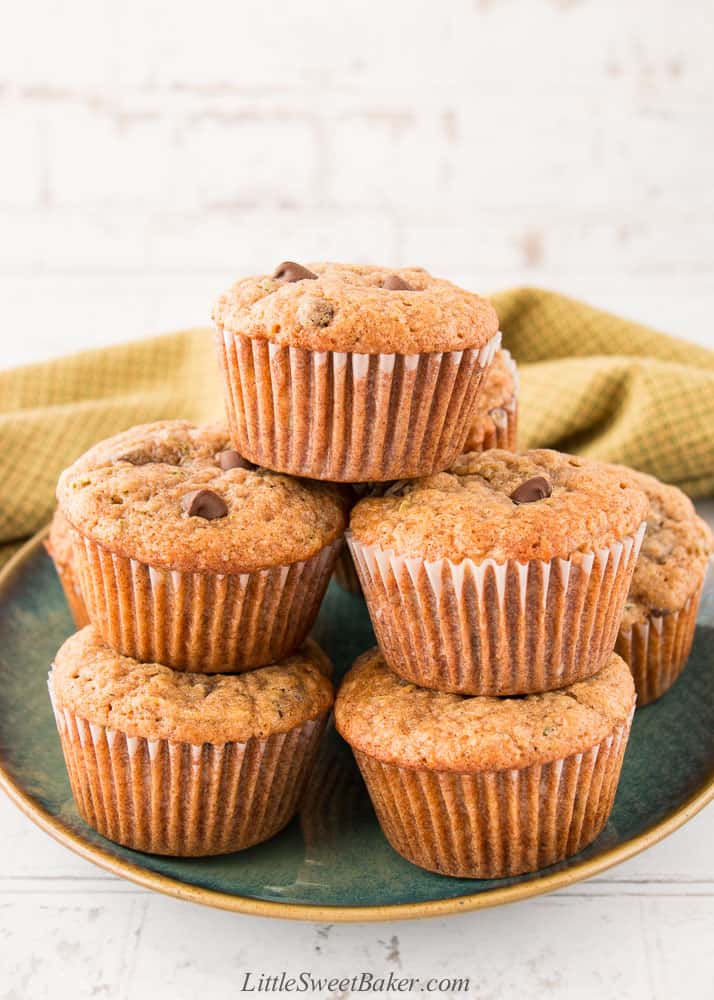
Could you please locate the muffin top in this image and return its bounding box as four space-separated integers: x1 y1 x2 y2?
44 508 76 569
463 348 517 451
349 449 648 564
51 627 334 744
213 261 499 354
335 648 635 772
57 421 346 574
612 466 713 626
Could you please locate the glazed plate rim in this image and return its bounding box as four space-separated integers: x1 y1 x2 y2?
1 528 712 923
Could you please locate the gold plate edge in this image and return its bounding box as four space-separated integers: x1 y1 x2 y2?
0 527 712 923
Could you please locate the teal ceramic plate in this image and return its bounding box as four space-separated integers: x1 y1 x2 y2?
1 530 712 922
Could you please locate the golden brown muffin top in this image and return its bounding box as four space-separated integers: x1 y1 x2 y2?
463 348 517 451
349 449 648 564
51 627 334 745
57 421 346 574
612 466 713 625
335 648 635 772
213 262 499 354
44 509 76 570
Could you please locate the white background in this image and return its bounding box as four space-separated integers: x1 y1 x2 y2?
1 1 713 997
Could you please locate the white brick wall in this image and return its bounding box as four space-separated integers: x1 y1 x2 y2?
1 0 713 365
2 6 714 995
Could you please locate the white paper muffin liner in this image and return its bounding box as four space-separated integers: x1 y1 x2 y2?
352 711 633 879
215 328 502 482
616 581 704 706
477 394 518 451
467 348 519 452
49 678 328 856
74 532 342 672
299 720 366 859
348 523 646 695
47 553 91 629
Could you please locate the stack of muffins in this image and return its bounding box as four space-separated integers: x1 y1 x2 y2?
49 422 346 856
46 262 712 876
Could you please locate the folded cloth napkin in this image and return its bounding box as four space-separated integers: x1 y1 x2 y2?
1 288 713 568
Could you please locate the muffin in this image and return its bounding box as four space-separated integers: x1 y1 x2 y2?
213 262 501 482
45 509 90 629
463 348 518 452
336 647 635 879
57 420 345 672
49 627 334 856
612 467 713 705
348 449 648 695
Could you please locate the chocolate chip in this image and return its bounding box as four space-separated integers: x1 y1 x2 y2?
181 489 228 520
272 261 318 282
297 297 335 327
383 274 413 291
510 476 552 505
216 449 254 471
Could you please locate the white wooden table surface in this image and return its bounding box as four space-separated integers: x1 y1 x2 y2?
2 0 714 995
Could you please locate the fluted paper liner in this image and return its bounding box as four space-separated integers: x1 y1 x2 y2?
353 713 633 879
471 348 519 452
49 679 328 856
616 582 703 707
215 329 502 482
300 721 368 855
333 349 516 599
348 523 646 695
52 559 91 629
74 533 342 672
45 530 91 630
477 394 517 451
264 725 371 899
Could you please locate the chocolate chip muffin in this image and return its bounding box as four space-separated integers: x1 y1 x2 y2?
348 449 648 695
213 262 501 482
611 467 713 705
57 420 345 672
50 627 333 855
336 647 635 879
45 509 89 629
463 348 518 453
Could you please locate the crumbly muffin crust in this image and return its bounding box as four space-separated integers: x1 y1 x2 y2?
463 349 517 451
51 627 334 744
57 421 346 574
350 449 648 564
213 262 499 354
611 466 713 626
335 648 635 772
